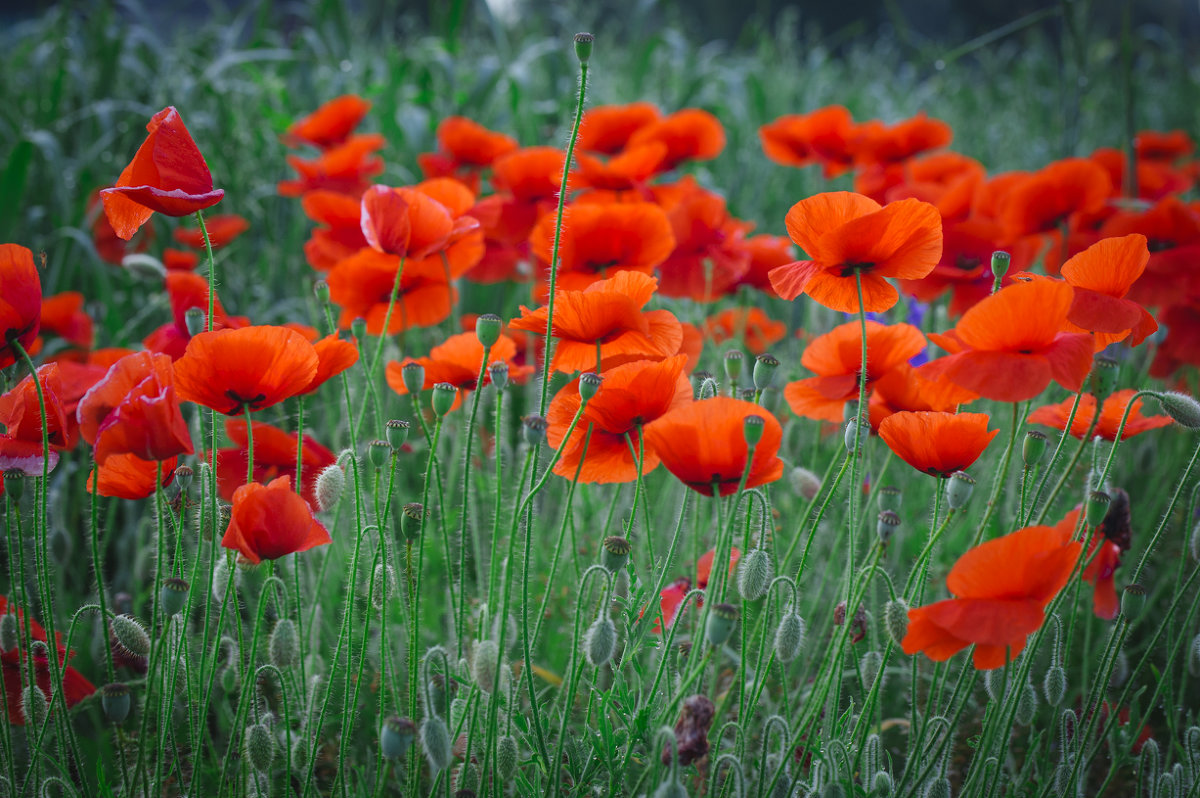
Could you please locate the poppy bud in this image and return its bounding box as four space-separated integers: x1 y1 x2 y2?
1085 490 1110 527
184 307 206 337
432 382 457 417
111 613 151 658
706 603 739 647
883 599 909 648
844 417 869 453
314 464 345 513
381 715 416 759
1015 679 1038 725
475 313 503 348
743 414 765 447
774 611 805 663
269 618 300 668
723 350 744 383
860 650 883 691
924 777 951 798
579 372 603 403
244 722 275 773
497 734 518 780
573 32 594 64
1121 583 1146 617
873 772 894 796
1043 665 1067 706
601 536 631 573
161 577 189 618
401 362 426 396
457 765 480 795
420 715 452 771
174 465 194 494
212 555 231 601
1089 355 1119 402
386 419 410 449
4 470 24 504
877 510 901 543
522 415 547 447
472 640 500 691
1157 391 1200 429
313 279 331 304
368 439 391 468
584 614 618 667
983 668 1007 702
946 470 975 509
691 370 714 398
100 682 131 725
990 250 1011 282
789 466 822 500
401 503 423 541
1022 430 1048 466
489 361 509 391
877 485 901 513
351 316 368 341
0 613 17 652
753 353 780 391
21 685 47 727
737 549 772 601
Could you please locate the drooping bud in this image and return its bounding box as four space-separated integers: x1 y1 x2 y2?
521 415 547 447
101 682 132 725
946 470 975 509
0 614 17 652
737 549 772 601
420 715 453 771
269 618 300 668
386 419 410 450
774 611 805 663
1015 679 1039 725
21 685 47 727
475 314 503 348
601 536 631 573
983 668 1008 702
877 510 901 544
1022 430 1048 467
401 362 426 396
472 640 500 692
691 370 715 398
497 734 518 780
1043 665 1067 707
244 723 275 773
743 414 765 447
489 361 509 391
161 577 189 617
724 350 744 384
923 777 952 798
315 464 345 512
584 615 618 668
1089 355 1119 402
431 383 457 417
313 279 331 304
573 32 594 64
111 614 151 659
883 599 909 648
578 372 603 403
753 353 780 391
706 603 739 647
844 417 869 453
877 485 901 513
401 503 423 541
1157 391 1200 429
873 771 895 796
184 307 206 337
381 715 416 759
789 466 822 500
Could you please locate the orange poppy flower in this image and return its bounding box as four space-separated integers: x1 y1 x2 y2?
627 108 725 171
88 189 154 265
1059 234 1157 348
101 107 225 240
222 475 332 564
576 102 661 155
735 234 795 296
545 355 692 483
0 596 96 726
902 524 1082 669
417 116 518 192
0 244 41 370
216 419 336 510
1028 389 1171 441
867 362 979 427
142 271 246 361
573 143 667 192
655 183 753 301
1151 302 1200 378
896 218 1014 318
1089 147 1193 202
877 411 997 477
1135 129 1193 162
302 333 359 394
529 202 675 288
403 178 487 279
385 331 531 410
769 192 943 313
489 146 568 247
922 280 1093 402
360 184 474 259
759 105 856 178
302 190 370 271
277 134 385 197
76 351 193 464
39 292 94 351
174 326 319 414
650 577 691 634
884 152 986 223
852 113 952 167
677 322 704 373
86 453 177 500
703 308 786 355
643 397 784 496
0 364 70 449
996 158 1112 241
326 249 455 335
508 271 682 374
173 214 249 249
162 248 199 271
696 546 741 591
1101 197 1200 308
283 95 372 149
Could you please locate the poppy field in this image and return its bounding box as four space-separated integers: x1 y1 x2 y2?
2 3 1200 796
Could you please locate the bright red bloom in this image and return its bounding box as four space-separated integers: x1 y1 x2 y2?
529 202 675 289
284 95 371 149
1100 197 1200 308
0 365 70 449
173 214 249 249
759 105 856 178
902 525 1082 669
627 108 725 171
853 113 952 167
88 190 154 265
302 333 359 394
1090 147 1194 202
1060 234 1157 348
278 134 385 197
0 596 96 725
174 326 319 414
326 249 455 335
576 102 661 155
651 577 691 634
359 184 479 260
1028 389 1172 441
735 234 795 296
867 363 979 428
643 397 784 496
417 116 518 192
76 351 193 464
302 190 368 271
490 147 567 235
386 332 530 411
897 218 1013 317
1150 302 1200 378
142 271 246 361
655 181 753 301
703 308 786 355
770 192 943 313
573 144 667 191
87 453 177 500
222 475 332 564
216 419 336 510
1052 506 1126 621
0 244 41 370
101 107 224 240
996 158 1112 241
885 152 986 222
163 248 199 271
39 292 94 351
878 411 998 477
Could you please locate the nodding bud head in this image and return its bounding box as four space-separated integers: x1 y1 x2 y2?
3 470 24 504
488 361 509 391
789 466 822 500
753 353 780 391
0 614 17 652
313 280 331 304
471 640 500 692
873 771 895 796
1023 430 1048 466
743 414 765 447
584 615 618 667
1090 355 1119 401
497 735 519 780
401 503 423 541
431 382 457 417
315 464 345 512
381 715 416 759
401 361 426 395
420 715 452 771
990 250 1011 280
368 439 391 468
269 618 300 668
1015 679 1038 725
774 611 805 663
386 419 410 449
21 685 47 727
877 510 901 544
573 32 594 63
184 307 206 337
350 316 368 341
475 313 503 348
653 779 688 798
174 465 194 493
1121 583 1146 617
723 350 744 383
883 599 909 648
706 603 739 647
1157 391 1200 429
578 372 603 403
521 415 547 447
1085 490 1111 526
946 470 975 509
1043 664 1067 706
244 722 276 773
101 682 132 725
601 536 632 573
860 650 883 689
111 614 151 658
161 577 189 618
737 548 772 601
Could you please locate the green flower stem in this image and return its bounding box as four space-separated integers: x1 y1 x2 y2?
454 344 492 657
791 453 851 582
623 487 692 655
1025 388 1088 524
88 462 116 683
196 209 217 332
407 416 445 720
845 272 871 602
969 401 1022 546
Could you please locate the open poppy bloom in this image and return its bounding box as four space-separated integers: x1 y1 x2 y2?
278 134 386 197
101 107 225 240
902 524 1082 669
1028 389 1172 441
326 249 455 335
76 351 193 464
216 419 336 510
417 116 518 192
302 333 359 394
769 192 943 313
654 182 753 301
529 201 675 290
572 143 667 192
302 190 369 271
703 308 786 355
283 95 372 149
627 108 725 171
1059 234 1157 349
222 475 332 564
643 397 784 496
922 280 1093 403
0 244 41 370
489 146 568 245
759 105 857 178
545 355 692 483
174 326 319 415
735 234 795 296
0 364 71 450
86 453 178 500
576 102 661 155
38 292 94 352
173 214 249 250
386 331 531 412
1052 495 1131 620
143 271 246 361
509 271 682 374
0 596 96 725
1100 197 1200 308
878 411 997 477
996 158 1112 241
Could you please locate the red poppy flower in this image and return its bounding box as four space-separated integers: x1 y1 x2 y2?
0 244 41 370
222 475 332 564
417 116 518 192
100 107 224 240
878 411 998 477
1100 197 1200 308
385 331 531 412
735 234 795 296
302 190 368 271
676 322 704 374
1059 234 1157 348
885 152 986 222
0 435 59 475
174 326 319 414
302 333 359 394
76 351 193 464
573 143 667 192
403 178 487 280
655 182 753 301
867 363 979 427
996 159 1112 241
703 308 786 355
38 292 93 352
163 248 199 271
853 113 953 167
86 453 178 500
173 214 249 250
769 192 943 313
696 546 741 591
545 355 692 483
326 249 455 335
902 524 1082 669
1052 506 1125 621
509 271 682 374
216 419 336 510
759 105 857 178
359 184 480 263
88 190 154 265
284 95 372 149
1028 389 1171 441
0 364 70 449
897 218 1014 318
650 577 691 634
627 108 725 171
0 596 96 725
1150 302 1200 378
643 397 784 496
142 271 246 361
278 134 386 197
529 201 675 289
922 280 1093 403
1135 129 1193 162
577 102 661 155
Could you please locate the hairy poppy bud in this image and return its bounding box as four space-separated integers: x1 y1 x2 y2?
212 555 232 601
653 778 687 798
244 723 275 773
990 250 1011 282
1090 355 1119 402
3 470 24 504
1015 679 1038 725
174 465 194 493
497 734 518 780
737 549 772 601
573 32 594 63
1189 634 1200 678
1191 520 1200 562
883 599 909 648
313 279 331 304
1043 665 1067 707
579 372 603 403
521 415 547 447
844 417 869 453
351 316 368 341
1085 490 1110 527
753 353 780 391
984 668 1008 702
585 615 618 667
877 484 901 513
401 362 426 396
475 313 503 348
877 510 901 543
706 603 739 647
368 439 391 468
421 715 452 771
315 464 345 512
386 419 410 449
860 650 883 691
381 715 416 759
101 682 131 725
1157 391 1200 429
724 350 744 383
269 618 300 668
472 640 500 692
774 611 805 663
789 466 822 500
946 470 975 509
873 771 895 796
743 414 765 447
1022 430 1048 466
432 382 457 417
691 370 715 398
0 614 17 652
401 503 423 541
488 361 509 391
111 614 151 658
457 765 480 795
924 777 951 798
601 536 631 573
1110 650 1129 687
184 307 206 337
161 577 189 618
21 685 47 727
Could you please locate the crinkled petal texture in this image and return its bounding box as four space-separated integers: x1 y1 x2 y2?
305 334 360 393
530 202 676 278
1029 389 1172 441
87 453 177 500
222 476 332 564
174 326 319 414
0 244 42 370
77 351 193 464
0 364 70 449
101 107 224 239
878 411 998 477
904 598 1044 669
644 397 784 496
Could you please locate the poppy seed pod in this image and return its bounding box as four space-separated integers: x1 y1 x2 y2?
472 640 500 692
578 372 603 403
1157 391 1200 429
774 611 805 663
351 316 368 341
706 603 739 647
184 306 206 337
990 250 1011 282
101 682 131 725
1022 430 1048 466
269 618 300 668
573 32 594 64
844 417 869 453
1043 665 1067 706
1121 583 1146 617
488 361 509 391
1085 490 1111 527
401 362 426 396
497 734 518 780
22 685 47 727
522 415 547 447
946 470 975 509
743 414 765 447
3 470 24 504
737 549 772 601
724 350 744 383
160 577 189 618
753 353 780 391
111 613 151 658
883 598 909 648
313 279 330 304
873 772 895 796
244 722 275 773
431 382 457 417
601 536 632 573
475 313 503 348
420 715 452 771
315 464 345 512
584 614 618 668
877 510 901 543
174 465 194 493
877 485 901 513
1089 355 1119 402
0 613 17 652
381 715 416 759
401 503 423 541
385 419 410 449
